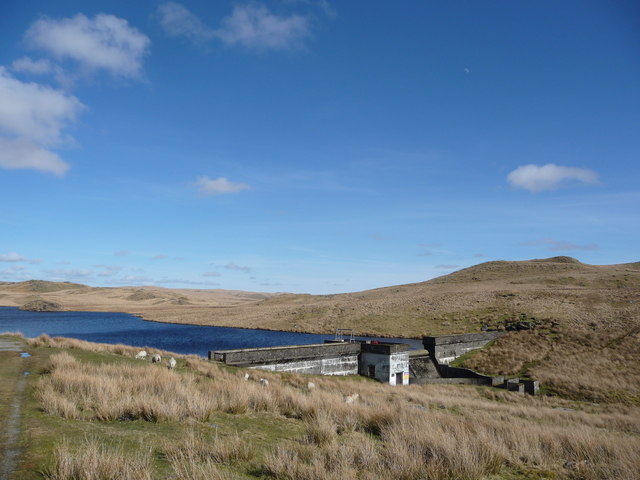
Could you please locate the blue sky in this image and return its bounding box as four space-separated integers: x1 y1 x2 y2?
1 0 638 294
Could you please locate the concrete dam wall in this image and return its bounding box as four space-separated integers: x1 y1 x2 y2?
210 331 538 394
210 342 362 376
422 331 503 364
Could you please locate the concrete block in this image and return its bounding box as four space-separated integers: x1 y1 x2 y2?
507 382 525 393
522 380 540 395
422 332 503 364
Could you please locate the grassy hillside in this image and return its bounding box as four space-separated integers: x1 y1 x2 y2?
1 257 639 403
2 334 639 479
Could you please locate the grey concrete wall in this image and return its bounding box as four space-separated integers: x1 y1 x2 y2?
438 364 504 386
408 353 441 383
252 354 359 376
423 332 503 364
209 342 361 366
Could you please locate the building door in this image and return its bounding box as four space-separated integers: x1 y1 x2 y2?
368 365 375 378
397 371 404 385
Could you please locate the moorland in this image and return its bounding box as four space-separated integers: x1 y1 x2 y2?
1 256 639 479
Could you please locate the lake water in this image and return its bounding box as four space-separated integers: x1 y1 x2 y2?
0 307 423 356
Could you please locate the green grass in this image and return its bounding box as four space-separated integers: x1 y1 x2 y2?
8 343 307 479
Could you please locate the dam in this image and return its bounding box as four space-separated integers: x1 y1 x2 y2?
210 330 538 393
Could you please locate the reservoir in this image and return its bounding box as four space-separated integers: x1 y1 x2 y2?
0 307 423 356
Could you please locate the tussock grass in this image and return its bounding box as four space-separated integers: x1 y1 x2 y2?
461 328 640 404
45 437 153 480
162 430 249 480
32 340 640 479
0 331 24 337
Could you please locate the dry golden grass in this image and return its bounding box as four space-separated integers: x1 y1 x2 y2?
162 430 249 480
6 257 640 405
31 336 640 480
46 437 153 480
2 258 638 339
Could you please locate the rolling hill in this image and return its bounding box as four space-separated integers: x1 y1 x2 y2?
2 256 639 403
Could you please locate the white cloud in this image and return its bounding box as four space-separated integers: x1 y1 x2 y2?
157 2 215 43
25 13 150 79
195 176 250 196
0 67 83 175
0 67 84 146
203 271 221 277
12 56 70 87
0 252 26 262
507 163 598 192
12 57 54 75
216 4 310 50
0 138 69 176
157 3 310 51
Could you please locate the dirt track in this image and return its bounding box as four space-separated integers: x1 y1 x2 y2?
0 338 29 480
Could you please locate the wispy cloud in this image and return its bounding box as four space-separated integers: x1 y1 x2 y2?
0 265 30 281
25 13 150 80
525 238 599 252
417 243 452 257
156 278 220 287
216 4 310 50
224 262 251 273
114 250 130 257
507 163 598 192
111 274 153 285
11 56 69 87
195 176 250 196
151 254 168 260
1 265 25 273
291 0 336 16
94 265 123 277
42 268 93 281
13 57 54 75
202 271 221 277
0 67 84 175
0 252 26 262
157 2 215 44
435 264 460 270
157 3 311 51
